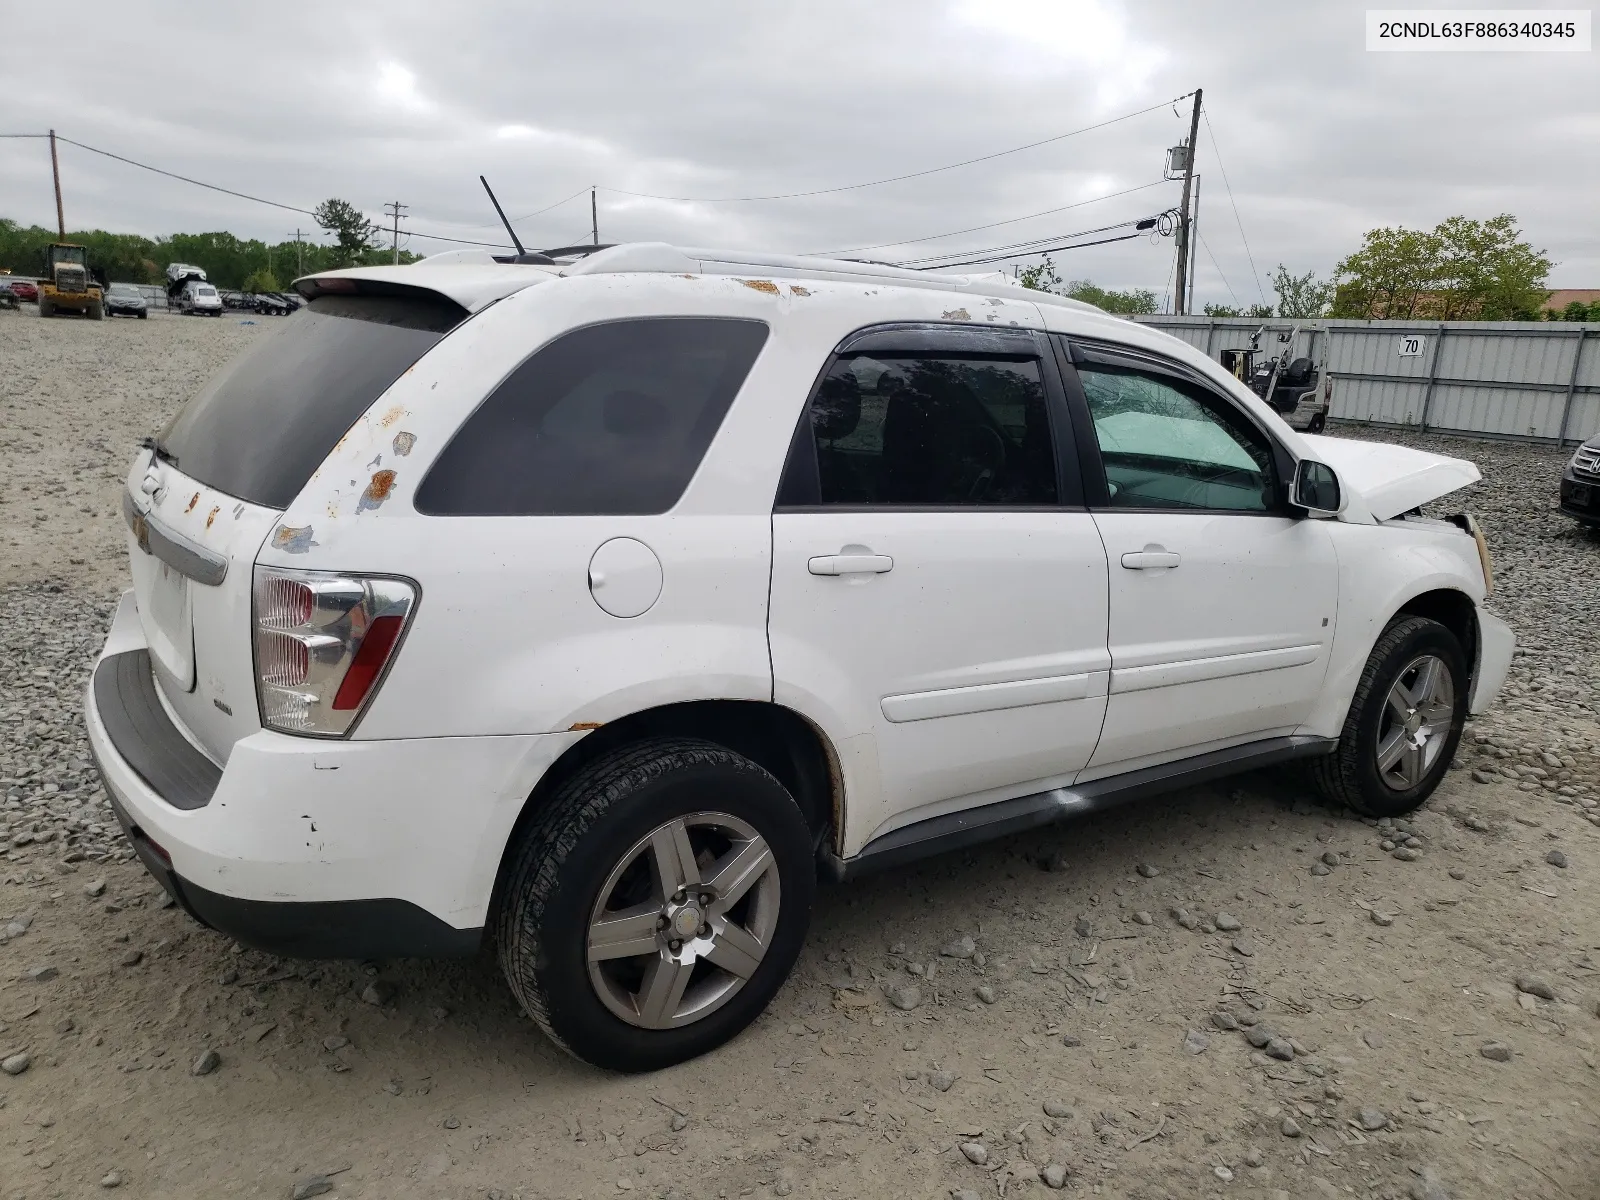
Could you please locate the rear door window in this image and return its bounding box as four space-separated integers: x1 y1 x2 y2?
416 317 769 515
157 292 465 509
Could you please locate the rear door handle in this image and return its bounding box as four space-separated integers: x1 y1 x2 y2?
809 553 894 576
1120 544 1181 570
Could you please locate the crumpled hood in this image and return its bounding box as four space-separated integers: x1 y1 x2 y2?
1300 434 1481 521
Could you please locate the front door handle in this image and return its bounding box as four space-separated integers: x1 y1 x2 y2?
809 553 894 576
1120 544 1181 570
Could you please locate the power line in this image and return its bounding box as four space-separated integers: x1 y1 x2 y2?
48 134 519 250
1197 229 1240 307
55 136 317 216
599 93 1195 203
897 214 1162 268
1200 108 1266 305
906 230 1145 271
813 179 1176 257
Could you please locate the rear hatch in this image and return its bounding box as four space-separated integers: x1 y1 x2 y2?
123 287 470 763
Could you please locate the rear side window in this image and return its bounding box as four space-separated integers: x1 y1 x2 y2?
416 317 769 515
158 293 464 509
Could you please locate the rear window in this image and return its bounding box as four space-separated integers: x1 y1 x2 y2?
158 292 465 509
416 317 769 515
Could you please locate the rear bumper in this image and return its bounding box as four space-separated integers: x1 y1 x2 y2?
86 590 581 958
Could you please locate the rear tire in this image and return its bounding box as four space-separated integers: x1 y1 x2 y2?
1307 412 1326 434
38 297 53 318
1308 616 1467 817
89 301 104 320
497 737 815 1072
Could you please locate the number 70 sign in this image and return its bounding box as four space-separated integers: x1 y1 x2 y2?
1398 335 1426 357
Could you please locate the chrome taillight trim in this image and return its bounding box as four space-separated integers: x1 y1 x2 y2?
251 567 419 738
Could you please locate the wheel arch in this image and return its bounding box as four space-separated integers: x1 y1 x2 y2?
1394 587 1479 683
486 699 841 931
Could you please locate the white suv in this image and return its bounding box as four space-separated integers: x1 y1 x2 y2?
87 244 1513 1071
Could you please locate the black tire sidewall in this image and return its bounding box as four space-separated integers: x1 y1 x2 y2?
521 751 814 1072
1349 622 1468 815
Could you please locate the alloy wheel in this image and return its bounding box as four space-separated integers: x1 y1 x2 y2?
586 812 780 1030
1375 654 1454 790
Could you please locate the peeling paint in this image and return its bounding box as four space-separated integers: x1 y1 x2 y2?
273 524 317 553
738 279 780 294
357 469 398 513
942 308 972 321
789 285 811 297
568 721 604 732
184 492 200 514
205 505 220 530
232 502 245 518
392 431 416 456
986 297 1005 306
367 454 383 470
378 405 407 428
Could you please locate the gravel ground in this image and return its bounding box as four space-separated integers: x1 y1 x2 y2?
1 309 1598 1200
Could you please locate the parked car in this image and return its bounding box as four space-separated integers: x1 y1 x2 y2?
1559 436 1600 528
104 283 149 319
251 292 295 316
177 280 224 316
0 280 17 311
9 279 38 303
87 245 1513 1072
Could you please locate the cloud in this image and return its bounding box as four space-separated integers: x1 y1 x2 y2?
0 0 1593 303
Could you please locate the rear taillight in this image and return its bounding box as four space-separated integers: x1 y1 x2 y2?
252 567 417 737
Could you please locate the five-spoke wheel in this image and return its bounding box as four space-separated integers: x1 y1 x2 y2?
497 738 814 1072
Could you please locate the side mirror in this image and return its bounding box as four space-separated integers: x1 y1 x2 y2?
1292 460 1344 517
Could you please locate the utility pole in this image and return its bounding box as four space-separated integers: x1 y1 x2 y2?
1186 174 1201 315
1173 88 1202 316
294 229 305 276
590 187 599 246
49 129 65 238
383 201 408 264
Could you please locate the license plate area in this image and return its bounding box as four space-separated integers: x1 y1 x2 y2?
142 559 195 692
1570 482 1592 507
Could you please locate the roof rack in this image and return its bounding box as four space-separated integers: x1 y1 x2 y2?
416 241 1106 314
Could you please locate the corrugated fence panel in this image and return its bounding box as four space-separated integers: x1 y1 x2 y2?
1134 315 1598 446
1428 385 1566 439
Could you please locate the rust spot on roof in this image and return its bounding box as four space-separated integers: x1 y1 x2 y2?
392 431 416 456
789 285 811 297
739 279 780 294
942 308 972 321
204 505 220 530
184 492 200 514
358 469 398 513
378 405 406 428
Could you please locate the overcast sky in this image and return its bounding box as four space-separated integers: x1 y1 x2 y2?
4 1 1596 307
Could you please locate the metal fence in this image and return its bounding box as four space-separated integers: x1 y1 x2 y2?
1134 315 1599 447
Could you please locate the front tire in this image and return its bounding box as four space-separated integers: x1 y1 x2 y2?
1309 616 1468 817
497 738 815 1072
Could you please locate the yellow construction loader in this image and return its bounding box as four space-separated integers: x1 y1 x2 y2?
37 242 104 319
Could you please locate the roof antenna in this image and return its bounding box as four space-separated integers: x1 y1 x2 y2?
480 175 526 256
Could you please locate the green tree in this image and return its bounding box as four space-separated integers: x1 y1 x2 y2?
1064 279 1158 315
1016 258 1157 314
1270 264 1333 319
1017 255 1063 293
1203 302 1273 318
242 267 282 294
1330 214 1551 320
314 198 379 267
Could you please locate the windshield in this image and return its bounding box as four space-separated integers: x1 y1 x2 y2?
53 246 87 266
198 287 217 297
109 284 136 296
157 292 467 509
